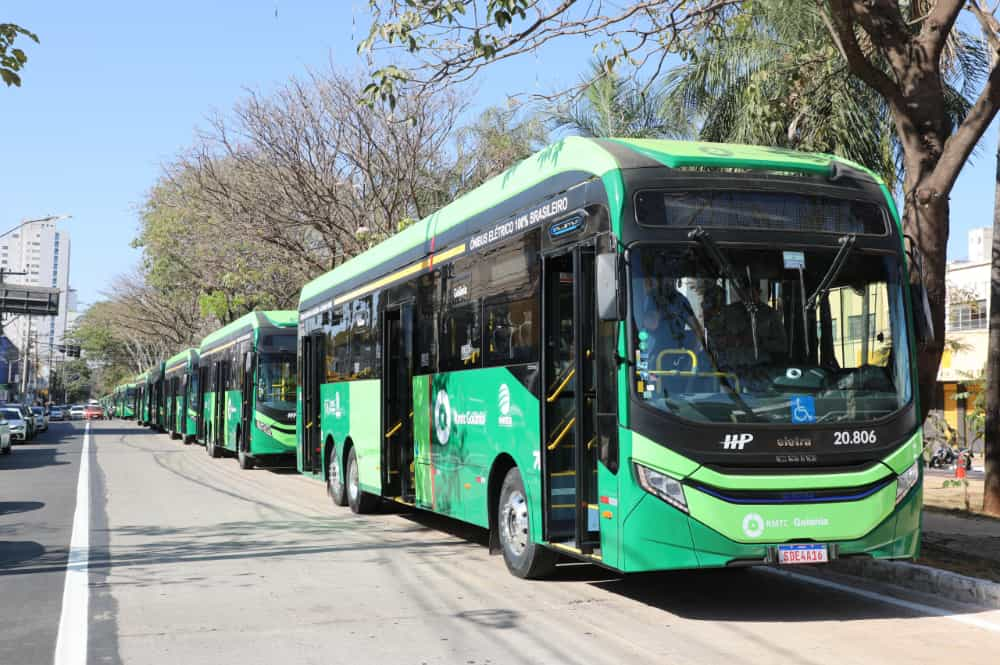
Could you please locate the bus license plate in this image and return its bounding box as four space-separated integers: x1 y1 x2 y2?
777 544 828 565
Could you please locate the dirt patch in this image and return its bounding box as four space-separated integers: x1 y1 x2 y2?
922 476 985 514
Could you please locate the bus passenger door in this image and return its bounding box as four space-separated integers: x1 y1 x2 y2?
542 247 600 553
241 351 255 452
383 303 415 502
301 332 324 474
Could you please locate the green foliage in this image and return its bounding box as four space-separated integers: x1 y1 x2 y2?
550 61 693 140
660 1 988 186
57 358 93 404
0 23 38 88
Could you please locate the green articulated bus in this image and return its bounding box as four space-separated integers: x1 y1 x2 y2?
197 311 299 469
135 370 150 425
147 361 166 431
297 137 927 579
164 348 199 442
113 383 137 419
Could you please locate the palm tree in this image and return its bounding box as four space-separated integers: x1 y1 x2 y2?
550 61 693 140
660 0 987 187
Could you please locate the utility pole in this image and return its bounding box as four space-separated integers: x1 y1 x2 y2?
20 316 31 401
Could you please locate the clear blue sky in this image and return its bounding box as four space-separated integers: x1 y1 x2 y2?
2 2 997 309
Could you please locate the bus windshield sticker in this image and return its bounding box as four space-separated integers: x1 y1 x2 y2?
782 251 805 270
790 396 816 424
468 195 570 251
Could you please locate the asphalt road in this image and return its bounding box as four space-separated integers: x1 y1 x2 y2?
4 420 1000 665
0 420 86 665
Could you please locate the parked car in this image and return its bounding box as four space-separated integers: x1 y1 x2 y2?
49 406 65 421
1 407 29 443
69 404 86 420
18 405 36 440
84 404 104 420
31 406 48 432
0 414 10 454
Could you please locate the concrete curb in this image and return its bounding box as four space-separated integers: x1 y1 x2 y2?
830 558 1000 609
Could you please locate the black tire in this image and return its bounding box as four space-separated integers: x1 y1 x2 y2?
346 446 378 514
498 466 557 579
327 443 348 506
237 430 255 470
1 441 10 455
207 432 222 458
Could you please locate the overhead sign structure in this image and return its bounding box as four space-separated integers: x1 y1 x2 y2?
0 284 60 316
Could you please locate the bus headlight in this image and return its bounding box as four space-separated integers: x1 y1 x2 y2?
633 462 688 513
895 461 920 505
256 420 273 436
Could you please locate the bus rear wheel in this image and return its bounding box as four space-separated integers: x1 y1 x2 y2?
327 445 347 507
207 435 221 458
498 467 557 579
346 446 378 514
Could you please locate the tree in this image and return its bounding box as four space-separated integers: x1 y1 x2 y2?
57 358 92 404
361 0 1000 420
551 61 693 140
1 23 37 87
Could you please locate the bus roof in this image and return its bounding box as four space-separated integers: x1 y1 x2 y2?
298 137 887 310
165 347 199 373
199 310 297 355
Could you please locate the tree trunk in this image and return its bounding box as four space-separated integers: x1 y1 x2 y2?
983 137 1000 517
902 177 949 423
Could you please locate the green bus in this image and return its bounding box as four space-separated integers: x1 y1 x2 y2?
197 311 299 469
113 383 137 419
147 361 166 431
164 348 199 442
135 370 150 425
297 137 927 578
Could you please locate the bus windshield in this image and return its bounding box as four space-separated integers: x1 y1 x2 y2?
629 244 911 424
257 354 297 410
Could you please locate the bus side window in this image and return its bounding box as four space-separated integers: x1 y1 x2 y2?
326 305 350 382
440 303 481 372
484 297 538 366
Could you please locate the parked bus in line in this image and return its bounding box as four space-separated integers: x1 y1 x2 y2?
296 137 928 578
135 370 150 426
164 348 199 442
197 311 298 469
146 361 167 431
113 383 137 419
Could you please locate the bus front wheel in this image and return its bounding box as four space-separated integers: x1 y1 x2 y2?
327 444 347 507
498 467 557 579
346 446 378 514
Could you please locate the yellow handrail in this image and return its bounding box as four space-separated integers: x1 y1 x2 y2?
546 368 576 403
655 349 697 371
547 417 576 451
385 421 403 439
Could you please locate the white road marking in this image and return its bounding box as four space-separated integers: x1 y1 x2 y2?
767 568 1000 633
54 422 90 665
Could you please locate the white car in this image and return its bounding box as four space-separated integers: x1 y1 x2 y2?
31 406 48 431
0 414 10 454
1 408 27 443
69 405 86 420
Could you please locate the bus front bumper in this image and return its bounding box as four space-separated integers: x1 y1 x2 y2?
618 479 921 573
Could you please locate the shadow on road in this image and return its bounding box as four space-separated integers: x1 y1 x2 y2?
0 501 44 516
0 445 70 470
0 541 62 573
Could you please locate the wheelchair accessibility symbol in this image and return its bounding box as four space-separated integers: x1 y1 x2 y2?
791 396 816 424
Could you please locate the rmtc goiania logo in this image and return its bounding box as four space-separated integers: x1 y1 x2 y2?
722 433 753 450
434 390 451 445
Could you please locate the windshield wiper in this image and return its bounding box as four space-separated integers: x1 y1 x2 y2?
688 227 762 359
805 234 856 310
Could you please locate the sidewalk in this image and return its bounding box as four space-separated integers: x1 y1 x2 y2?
919 510 1000 584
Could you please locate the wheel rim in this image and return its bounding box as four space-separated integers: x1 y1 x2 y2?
348 454 359 503
329 454 341 495
500 488 529 557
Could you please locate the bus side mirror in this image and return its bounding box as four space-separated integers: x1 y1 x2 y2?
912 282 935 345
596 252 624 321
